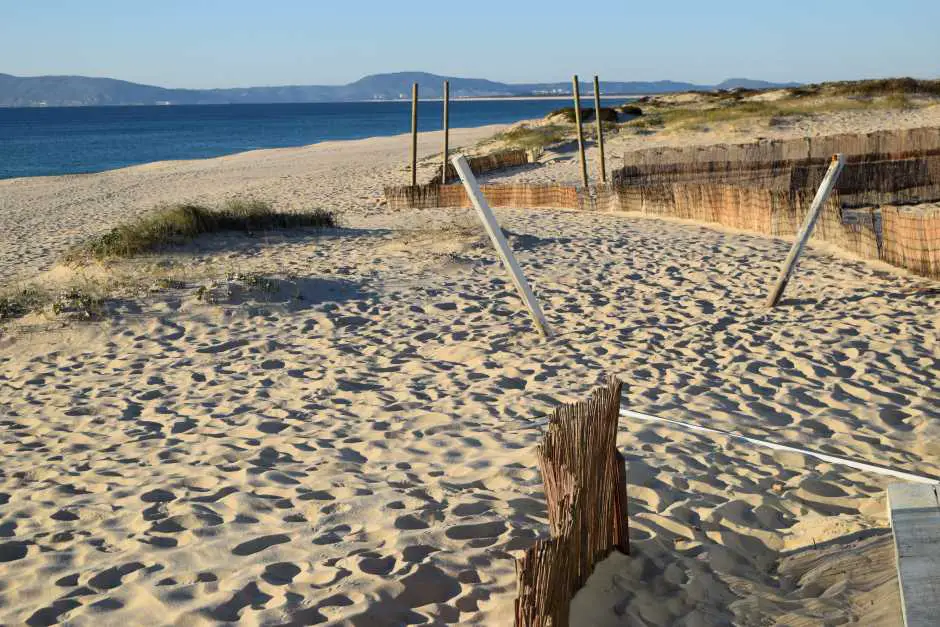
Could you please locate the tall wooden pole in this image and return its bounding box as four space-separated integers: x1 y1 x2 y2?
442 80 450 184
411 82 419 187
765 154 845 308
572 76 589 188
593 75 607 183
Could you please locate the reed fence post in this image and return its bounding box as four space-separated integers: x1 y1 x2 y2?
572 75 589 188
514 377 629 626
442 80 450 184
411 82 419 188
765 154 845 308
451 154 552 338
593 75 607 184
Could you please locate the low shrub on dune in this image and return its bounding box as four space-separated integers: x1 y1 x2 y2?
68 200 336 261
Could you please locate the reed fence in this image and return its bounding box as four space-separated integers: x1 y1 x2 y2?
429 149 530 185
384 128 940 279
385 183 582 211
880 205 940 278
620 127 940 167
515 377 629 627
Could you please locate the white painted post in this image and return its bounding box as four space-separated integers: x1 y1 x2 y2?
451 154 552 338
765 154 845 308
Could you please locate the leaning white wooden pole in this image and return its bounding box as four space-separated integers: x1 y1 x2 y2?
765 154 845 308
451 154 552 338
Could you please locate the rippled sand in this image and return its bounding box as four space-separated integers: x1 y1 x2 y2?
2 202 936 624
2 107 939 625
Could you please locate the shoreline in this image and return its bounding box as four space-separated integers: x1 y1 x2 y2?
0 122 510 185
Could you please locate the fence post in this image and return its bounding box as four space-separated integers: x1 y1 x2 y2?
442 80 450 184
572 75 589 188
593 75 607 184
451 154 552 338
765 154 845 308
514 377 629 626
411 82 419 187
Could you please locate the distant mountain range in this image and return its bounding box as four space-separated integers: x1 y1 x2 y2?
0 71 800 107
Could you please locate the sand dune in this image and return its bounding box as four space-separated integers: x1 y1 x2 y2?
2 109 938 625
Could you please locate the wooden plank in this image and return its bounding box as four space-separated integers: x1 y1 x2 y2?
765 153 845 308
888 483 940 627
451 154 552 338
572 75 589 188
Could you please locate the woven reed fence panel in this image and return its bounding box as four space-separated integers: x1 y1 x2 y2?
614 155 940 201
429 149 530 185
383 184 442 210
792 154 940 195
622 127 940 167
881 206 940 277
614 160 795 190
592 184 623 213
770 191 883 260
384 179 940 278
387 183 582 210
514 377 629 627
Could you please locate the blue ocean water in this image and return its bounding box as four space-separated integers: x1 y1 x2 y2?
0 99 632 180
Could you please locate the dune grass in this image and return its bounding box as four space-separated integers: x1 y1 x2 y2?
795 77 940 98
625 93 921 133
546 107 619 123
68 200 336 261
494 124 569 151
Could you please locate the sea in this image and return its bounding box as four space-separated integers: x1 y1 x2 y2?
0 98 633 180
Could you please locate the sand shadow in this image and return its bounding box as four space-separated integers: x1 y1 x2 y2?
211 276 372 311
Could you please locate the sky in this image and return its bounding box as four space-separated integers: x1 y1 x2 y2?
1 0 938 88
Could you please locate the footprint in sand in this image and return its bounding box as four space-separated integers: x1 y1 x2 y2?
0 541 29 562
395 515 430 530
262 562 301 585
88 563 146 590
26 600 82 626
358 554 396 576
232 534 290 556
445 521 506 541
402 545 438 563
141 489 176 503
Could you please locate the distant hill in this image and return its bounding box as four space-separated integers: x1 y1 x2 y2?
715 78 802 90
0 71 799 107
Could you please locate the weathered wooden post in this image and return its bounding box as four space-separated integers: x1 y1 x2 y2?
593 75 607 183
514 377 629 626
572 75 589 188
441 80 450 184
452 154 552 338
765 154 845 308
411 82 419 187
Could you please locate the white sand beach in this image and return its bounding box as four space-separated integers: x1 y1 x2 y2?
1 106 938 625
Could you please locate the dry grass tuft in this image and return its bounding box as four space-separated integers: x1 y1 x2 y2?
494 124 569 151
67 200 336 261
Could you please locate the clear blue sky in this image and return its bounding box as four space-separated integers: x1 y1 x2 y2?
2 0 938 88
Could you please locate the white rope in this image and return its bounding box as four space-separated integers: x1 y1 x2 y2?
620 409 939 485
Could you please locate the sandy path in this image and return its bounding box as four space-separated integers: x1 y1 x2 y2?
0 125 503 285
1 205 935 625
